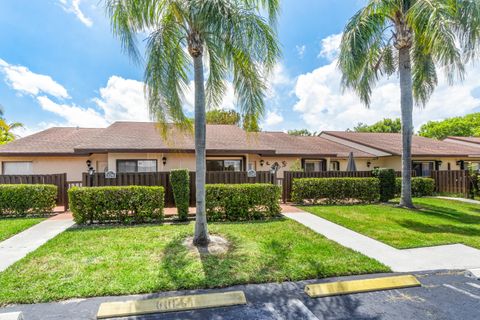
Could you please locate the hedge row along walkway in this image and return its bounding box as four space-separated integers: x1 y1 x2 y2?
282 207 480 272
0 213 75 272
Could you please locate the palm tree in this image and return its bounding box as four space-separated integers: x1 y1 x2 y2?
0 105 23 144
106 0 280 245
339 0 480 208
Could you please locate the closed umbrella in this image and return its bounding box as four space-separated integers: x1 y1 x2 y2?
346 152 357 171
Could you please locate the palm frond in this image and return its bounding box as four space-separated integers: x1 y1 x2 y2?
412 41 438 106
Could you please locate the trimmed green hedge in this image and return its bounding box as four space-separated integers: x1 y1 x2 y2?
0 184 57 216
170 169 190 221
206 184 281 221
395 177 435 197
69 186 164 224
372 168 396 202
292 178 380 204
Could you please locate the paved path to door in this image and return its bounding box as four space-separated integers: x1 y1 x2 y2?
282 207 480 272
0 213 75 272
434 196 480 205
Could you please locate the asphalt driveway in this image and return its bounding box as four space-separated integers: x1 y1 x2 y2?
1 271 479 320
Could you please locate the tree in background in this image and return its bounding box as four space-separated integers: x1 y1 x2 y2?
287 129 318 136
106 0 280 245
0 105 23 145
353 118 401 133
339 0 480 208
419 113 480 139
206 109 241 126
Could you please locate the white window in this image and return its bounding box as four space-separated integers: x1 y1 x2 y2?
117 160 157 173
330 161 340 171
2 162 33 175
304 160 324 172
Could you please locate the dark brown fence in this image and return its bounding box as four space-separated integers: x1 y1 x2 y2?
431 170 470 196
0 173 68 208
83 171 274 207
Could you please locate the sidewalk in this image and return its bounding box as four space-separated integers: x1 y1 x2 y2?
0 213 75 272
282 208 480 272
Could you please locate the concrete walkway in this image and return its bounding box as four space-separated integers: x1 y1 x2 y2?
283 210 480 273
434 196 480 205
0 213 75 272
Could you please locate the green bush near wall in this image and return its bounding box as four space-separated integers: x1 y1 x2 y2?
372 168 396 202
0 184 57 216
292 178 380 204
170 169 190 221
395 177 435 197
206 184 281 221
69 186 164 224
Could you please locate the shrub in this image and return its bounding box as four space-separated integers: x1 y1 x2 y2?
395 177 435 197
69 186 164 224
206 184 281 221
0 184 57 216
372 168 396 202
291 178 380 204
170 169 190 221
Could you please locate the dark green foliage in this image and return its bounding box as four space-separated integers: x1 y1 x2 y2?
206 109 241 126
353 118 402 133
419 113 480 139
395 178 435 197
0 184 57 216
170 169 190 221
372 168 396 202
205 184 281 221
292 178 380 204
69 186 164 224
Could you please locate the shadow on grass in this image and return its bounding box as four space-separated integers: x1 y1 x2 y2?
398 219 480 238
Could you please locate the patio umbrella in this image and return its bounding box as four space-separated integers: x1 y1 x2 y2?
346 152 357 172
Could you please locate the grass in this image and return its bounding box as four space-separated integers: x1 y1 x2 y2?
302 198 480 249
0 219 388 305
0 217 45 241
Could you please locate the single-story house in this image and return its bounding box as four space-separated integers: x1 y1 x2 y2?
1 121 480 181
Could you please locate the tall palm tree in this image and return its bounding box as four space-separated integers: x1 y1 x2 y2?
106 0 280 245
339 0 480 208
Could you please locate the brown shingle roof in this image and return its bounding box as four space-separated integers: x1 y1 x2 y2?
445 136 480 145
0 127 104 155
259 132 376 157
322 131 480 157
74 122 276 154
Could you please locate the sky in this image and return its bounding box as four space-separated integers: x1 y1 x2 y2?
0 0 480 137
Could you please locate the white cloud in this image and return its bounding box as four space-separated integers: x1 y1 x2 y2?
93 76 150 122
37 96 109 127
318 33 342 61
294 33 480 132
296 45 306 59
0 59 69 99
263 110 284 127
59 0 93 27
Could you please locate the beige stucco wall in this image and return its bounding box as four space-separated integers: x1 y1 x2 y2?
0 154 107 181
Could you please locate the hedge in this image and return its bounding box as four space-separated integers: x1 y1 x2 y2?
291 178 380 204
206 184 281 221
372 168 396 202
395 177 435 197
0 184 57 216
69 186 164 224
170 169 190 221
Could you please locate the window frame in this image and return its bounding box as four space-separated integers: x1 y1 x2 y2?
1 161 33 175
116 159 158 173
206 158 244 172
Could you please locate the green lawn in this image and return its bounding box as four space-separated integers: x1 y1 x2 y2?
0 217 45 242
0 219 388 305
302 198 480 249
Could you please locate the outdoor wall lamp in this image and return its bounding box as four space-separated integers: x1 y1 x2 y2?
86 160 92 167
259 160 264 167
162 157 167 166
366 161 371 168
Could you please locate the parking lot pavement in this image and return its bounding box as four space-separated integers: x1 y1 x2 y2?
2 271 480 320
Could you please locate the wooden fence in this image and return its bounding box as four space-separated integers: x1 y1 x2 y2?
83 171 275 207
430 170 471 196
0 173 68 208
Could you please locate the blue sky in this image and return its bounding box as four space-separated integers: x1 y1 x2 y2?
1 0 479 136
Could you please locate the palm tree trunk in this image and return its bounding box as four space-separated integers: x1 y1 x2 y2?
192 54 210 246
398 46 414 208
